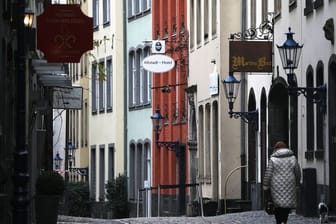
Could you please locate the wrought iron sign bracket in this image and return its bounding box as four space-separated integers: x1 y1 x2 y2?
229 19 273 40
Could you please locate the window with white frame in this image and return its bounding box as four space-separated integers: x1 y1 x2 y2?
103 0 110 25
196 0 201 45
91 65 97 113
128 0 151 18
144 47 152 104
190 0 195 49
128 47 152 108
211 0 217 37
204 0 209 41
274 0 281 16
93 0 99 29
106 58 113 111
99 61 105 112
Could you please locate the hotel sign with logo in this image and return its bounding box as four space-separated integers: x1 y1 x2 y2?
229 41 272 72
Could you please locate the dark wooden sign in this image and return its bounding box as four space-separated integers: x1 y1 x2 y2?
229 41 272 72
37 4 93 63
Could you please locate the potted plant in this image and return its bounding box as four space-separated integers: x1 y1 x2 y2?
35 170 65 224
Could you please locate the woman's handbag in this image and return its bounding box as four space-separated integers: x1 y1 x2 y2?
264 189 274 215
265 200 275 215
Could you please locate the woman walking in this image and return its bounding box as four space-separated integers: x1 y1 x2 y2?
263 141 301 224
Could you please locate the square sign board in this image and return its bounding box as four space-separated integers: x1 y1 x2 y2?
53 87 83 109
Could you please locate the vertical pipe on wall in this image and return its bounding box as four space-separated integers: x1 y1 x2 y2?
240 0 247 200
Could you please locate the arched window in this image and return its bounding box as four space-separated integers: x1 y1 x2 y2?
316 61 324 159
306 65 314 159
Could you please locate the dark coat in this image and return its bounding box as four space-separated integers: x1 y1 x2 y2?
263 148 301 208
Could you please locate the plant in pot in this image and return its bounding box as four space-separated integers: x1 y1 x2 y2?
35 170 65 224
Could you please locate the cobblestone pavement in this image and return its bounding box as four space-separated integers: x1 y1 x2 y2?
58 210 335 224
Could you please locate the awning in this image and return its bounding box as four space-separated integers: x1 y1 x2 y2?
33 59 71 87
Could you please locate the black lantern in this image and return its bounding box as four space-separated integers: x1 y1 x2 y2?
223 72 241 112
54 152 63 170
24 8 34 28
277 27 327 113
222 73 258 128
277 27 303 74
151 108 164 142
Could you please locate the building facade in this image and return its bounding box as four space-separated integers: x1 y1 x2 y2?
151 0 189 216
126 0 153 217
188 0 249 215
88 0 125 213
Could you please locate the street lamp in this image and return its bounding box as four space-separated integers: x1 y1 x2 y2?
24 8 34 28
222 72 259 129
54 152 63 170
150 108 179 151
277 27 327 113
150 107 185 215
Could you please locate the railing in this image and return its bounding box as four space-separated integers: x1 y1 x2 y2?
136 183 203 217
224 165 248 214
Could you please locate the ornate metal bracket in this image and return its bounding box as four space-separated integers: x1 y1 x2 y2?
228 110 259 130
288 84 327 113
230 19 273 40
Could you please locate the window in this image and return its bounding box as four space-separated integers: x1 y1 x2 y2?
304 0 313 15
190 0 195 49
90 146 96 200
93 0 99 29
196 0 201 45
306 67 314 160
129 141 148 201
262 0 268 21
128 0 151 17
204 0 209 41
316 62 324 159
211 0 217 37
144 47 152 104
128 47 151 108
129 144 136 199
108 144 115 180
99 62 105 112
103 0 110 25
274 0 281 17
99 145 105 201
106 59 113 111
91 65 97 113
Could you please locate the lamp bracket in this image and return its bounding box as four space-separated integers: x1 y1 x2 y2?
228 110 259 130
288 84 327 113
156 141 180 156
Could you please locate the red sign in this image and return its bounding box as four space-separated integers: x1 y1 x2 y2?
37 4 93 63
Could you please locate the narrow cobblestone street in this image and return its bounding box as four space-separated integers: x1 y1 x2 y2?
58 210 329 224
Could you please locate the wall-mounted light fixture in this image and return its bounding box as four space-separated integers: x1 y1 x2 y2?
277 27 327 113
151 108 180 152
24 8 34 28
222 73 259 129
54 152 63 170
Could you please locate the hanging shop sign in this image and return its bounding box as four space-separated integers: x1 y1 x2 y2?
229 41 272 72
37 4 93 63
142 54 175 73
53 86 83 109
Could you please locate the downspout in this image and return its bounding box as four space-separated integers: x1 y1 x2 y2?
240 0 247 200
123 0 128 176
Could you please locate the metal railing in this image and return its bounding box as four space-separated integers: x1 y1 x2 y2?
136 183 203 217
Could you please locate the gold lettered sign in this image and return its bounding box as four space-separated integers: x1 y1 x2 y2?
229 41 272 72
